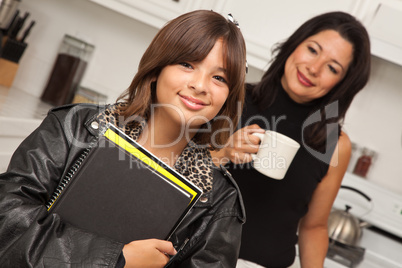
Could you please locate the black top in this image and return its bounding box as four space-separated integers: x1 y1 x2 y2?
229 85 338 267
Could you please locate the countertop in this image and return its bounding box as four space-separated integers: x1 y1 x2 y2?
0 86 54 172
0 85 53 121
0 85 53 139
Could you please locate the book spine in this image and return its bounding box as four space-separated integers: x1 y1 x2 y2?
46 141 96 211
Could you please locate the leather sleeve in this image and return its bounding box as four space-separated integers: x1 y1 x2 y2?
0 109 123 267
168 169 245 268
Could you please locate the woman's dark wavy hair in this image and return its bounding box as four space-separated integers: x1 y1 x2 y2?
251 11 371 150
117 10 247 149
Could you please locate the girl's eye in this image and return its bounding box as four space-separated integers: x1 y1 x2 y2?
213 75 228 84
179 62 193 69
328 65 338 74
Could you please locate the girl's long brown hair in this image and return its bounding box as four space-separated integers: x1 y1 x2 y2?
118 10 247 149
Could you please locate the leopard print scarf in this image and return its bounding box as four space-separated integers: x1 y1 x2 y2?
96 103 213 193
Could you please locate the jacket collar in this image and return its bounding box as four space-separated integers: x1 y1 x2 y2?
86 104 215 195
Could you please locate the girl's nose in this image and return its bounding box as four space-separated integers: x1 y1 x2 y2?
188 72 208 94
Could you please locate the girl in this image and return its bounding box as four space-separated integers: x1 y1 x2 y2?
0 10 247 268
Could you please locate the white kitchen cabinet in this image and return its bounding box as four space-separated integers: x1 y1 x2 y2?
88 0 226 29
356 0 402 66
88 0 361 70
88 0 402 69
219 0 361 70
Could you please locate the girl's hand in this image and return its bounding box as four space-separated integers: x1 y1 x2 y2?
122 239 177 268
211 124 264 166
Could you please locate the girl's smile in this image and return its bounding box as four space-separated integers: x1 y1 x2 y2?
178 93 209 111
153 38 229 130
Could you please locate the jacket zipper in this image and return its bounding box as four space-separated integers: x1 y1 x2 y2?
45 137 99 211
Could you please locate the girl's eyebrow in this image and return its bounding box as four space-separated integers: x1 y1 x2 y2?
217 67 227 73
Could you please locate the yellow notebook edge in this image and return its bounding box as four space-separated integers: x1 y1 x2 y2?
104 126 200 203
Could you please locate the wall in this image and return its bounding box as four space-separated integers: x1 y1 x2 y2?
343 56 402 194
15 0 158 103
10 0 402 195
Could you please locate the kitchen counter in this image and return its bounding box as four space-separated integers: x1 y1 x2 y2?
0 85 53 140
0 85 53 172
0 85 53 121
0 85 54 138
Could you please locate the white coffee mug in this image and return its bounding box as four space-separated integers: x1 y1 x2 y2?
251 131 300 180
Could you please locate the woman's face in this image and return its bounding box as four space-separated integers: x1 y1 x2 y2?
281 30 353 104
154 38 229 129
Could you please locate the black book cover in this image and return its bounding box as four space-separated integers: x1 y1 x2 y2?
47 124 202 244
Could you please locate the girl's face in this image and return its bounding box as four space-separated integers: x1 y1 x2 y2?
281 30 353 104
154 38 229 129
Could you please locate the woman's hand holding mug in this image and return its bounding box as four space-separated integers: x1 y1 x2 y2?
251 131 300 180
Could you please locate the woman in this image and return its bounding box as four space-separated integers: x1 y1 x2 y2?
0 10 247 267
211 11 371 268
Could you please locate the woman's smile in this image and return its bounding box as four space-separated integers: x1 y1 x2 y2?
297 70 315 87
281 30 353 103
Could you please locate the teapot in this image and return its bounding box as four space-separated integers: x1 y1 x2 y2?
328 185 372 246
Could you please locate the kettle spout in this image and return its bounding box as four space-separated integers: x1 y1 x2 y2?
359 221 370 228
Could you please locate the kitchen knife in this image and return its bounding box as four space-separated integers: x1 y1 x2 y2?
20 20 35 43
7 15 21 38
9 12 29 39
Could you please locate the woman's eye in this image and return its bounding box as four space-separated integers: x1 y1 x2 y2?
308 46 317 54
328 65 338 74
214 75 227 84
179 62 193 69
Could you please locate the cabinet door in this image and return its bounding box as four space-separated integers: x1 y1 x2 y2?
220 0 359 70
358 0 402 66
89 0 226 29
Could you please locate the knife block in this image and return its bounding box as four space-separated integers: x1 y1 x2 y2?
0 58 19 87
0 38 27 87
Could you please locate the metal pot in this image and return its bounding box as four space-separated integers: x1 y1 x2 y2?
328 186 372 246
0 0 20 29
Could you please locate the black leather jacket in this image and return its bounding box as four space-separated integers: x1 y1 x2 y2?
0 104 245 268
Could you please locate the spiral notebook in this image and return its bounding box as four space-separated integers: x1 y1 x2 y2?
47 123 202 244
